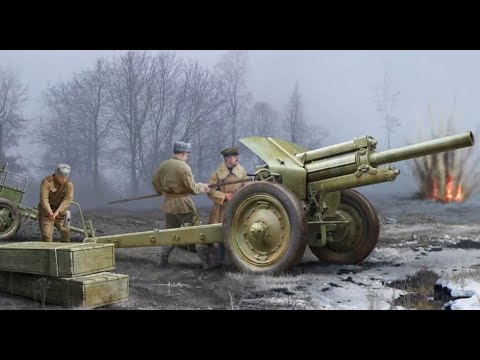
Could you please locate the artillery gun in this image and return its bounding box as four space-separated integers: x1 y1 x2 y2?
86 131 474 275
0 164 95 240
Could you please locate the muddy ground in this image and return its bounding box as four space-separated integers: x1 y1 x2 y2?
2 190 480 310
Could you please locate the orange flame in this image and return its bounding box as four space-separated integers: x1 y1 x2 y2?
455 185 464 201
429 172 464 202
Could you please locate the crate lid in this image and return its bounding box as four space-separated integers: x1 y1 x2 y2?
68 272 128 284
0 242 114 251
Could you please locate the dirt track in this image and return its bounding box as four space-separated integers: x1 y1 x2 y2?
2 191 480 310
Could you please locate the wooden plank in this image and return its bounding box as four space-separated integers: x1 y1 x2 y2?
0 271 129 308
0 242 115 277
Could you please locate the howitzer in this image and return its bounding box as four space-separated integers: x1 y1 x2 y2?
0 164 96 240
84 132 474 275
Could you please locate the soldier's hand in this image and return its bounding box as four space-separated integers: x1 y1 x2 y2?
199 183 210 193
48 212 55 221
225 193 234 202
52 211 59 220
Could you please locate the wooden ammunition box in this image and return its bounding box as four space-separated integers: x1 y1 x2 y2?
0 242 115 277
0 271 129 308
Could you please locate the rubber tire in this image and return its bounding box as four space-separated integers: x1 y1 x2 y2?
0 198 21 241
309 189 379 264
223 182 307 275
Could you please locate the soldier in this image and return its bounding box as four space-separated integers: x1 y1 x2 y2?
207 146 249 266
38 163 74 243
152 141 212 269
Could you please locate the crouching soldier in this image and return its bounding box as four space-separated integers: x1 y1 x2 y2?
38 163 74 242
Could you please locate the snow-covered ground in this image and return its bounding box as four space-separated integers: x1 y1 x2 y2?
436 278 480 310
222 244 480 310
222 192 480 310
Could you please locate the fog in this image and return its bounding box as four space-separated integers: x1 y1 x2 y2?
0 50 478 209
3 50 478 144
189 50 478 147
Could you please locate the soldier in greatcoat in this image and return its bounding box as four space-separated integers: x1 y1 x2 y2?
207 146 248 265
38 163 74 242
152 141 212 269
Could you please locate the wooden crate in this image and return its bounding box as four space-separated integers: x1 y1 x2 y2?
0 271 129 308
0 242 115 277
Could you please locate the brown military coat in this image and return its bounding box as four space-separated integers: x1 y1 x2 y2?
38 174 74 215
207 162 248 224
152 155 204 214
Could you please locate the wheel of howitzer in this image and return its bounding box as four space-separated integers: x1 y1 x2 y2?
309 189 379 264
223 182 307 275
0 198 21 241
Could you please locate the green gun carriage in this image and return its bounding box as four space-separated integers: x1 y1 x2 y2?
0 132 475 275
82 131 475 275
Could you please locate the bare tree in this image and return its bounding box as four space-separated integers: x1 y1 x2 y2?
283 83 303 144
137 55 227 184
35 95 82 173
180 61 227 180
107 51 156 194
246 101 278 138
141 51 185 181
375 67 400 150
282 83 328 149
180 61 225 141
0 66 29 167
240 101 279 169
194 102 234 178
301 123 329 150
215 50 251 146
56 59 112 194
39 82 81 169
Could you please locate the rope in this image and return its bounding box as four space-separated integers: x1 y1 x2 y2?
65 277 71 308
54 248 59 277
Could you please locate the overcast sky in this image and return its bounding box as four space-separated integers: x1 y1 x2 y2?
0 50 478 153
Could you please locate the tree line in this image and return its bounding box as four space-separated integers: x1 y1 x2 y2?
0 50 328 201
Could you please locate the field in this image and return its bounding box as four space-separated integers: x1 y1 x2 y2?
2 190 480 310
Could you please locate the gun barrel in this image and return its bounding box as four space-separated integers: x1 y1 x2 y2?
369 132 474 167
296 136 377 163
305 131 474 183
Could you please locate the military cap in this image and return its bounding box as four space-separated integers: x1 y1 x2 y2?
221 146 239 157
56 163 71 177
173 141 192 153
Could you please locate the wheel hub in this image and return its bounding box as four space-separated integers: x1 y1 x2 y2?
327 207 365 252
231 194 291 266
249 221 269 241
0 208 13 231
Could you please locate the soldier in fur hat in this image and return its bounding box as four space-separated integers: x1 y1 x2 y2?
152 141 213 269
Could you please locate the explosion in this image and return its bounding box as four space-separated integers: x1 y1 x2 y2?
409 110 479 203
422 163 465 202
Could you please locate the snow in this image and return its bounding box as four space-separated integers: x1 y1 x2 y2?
437 278 480 310
288 246 480 310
